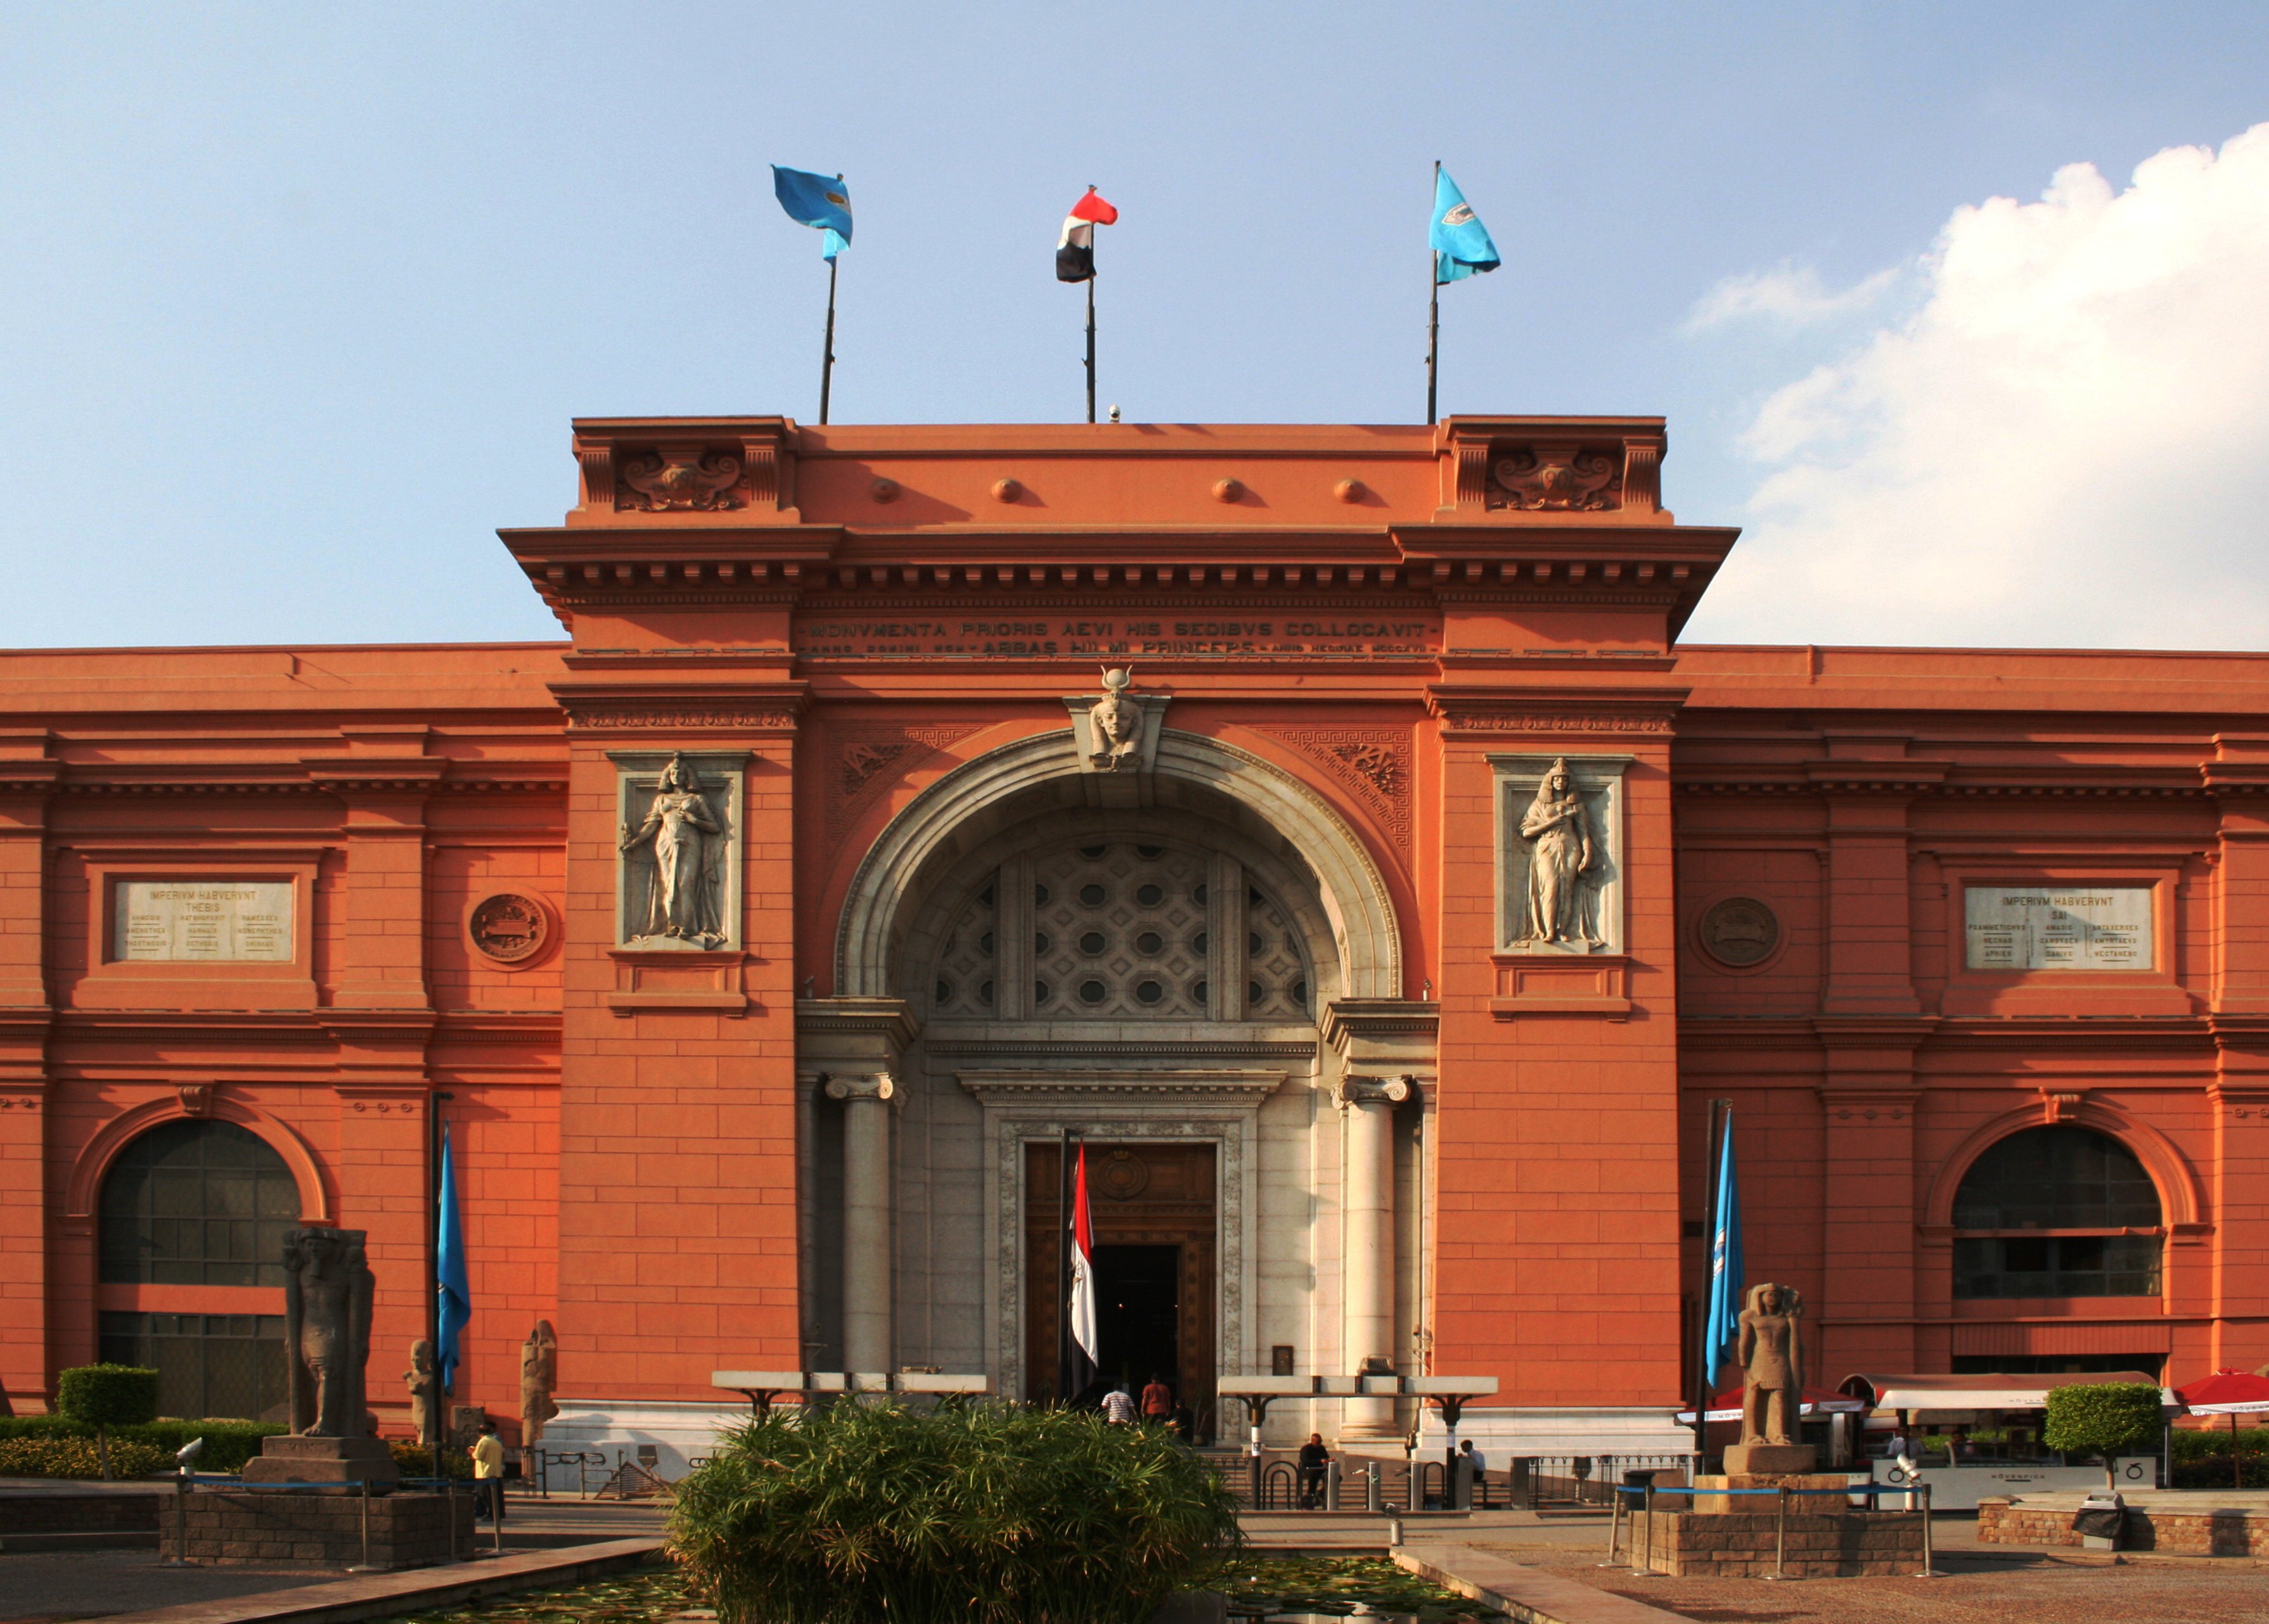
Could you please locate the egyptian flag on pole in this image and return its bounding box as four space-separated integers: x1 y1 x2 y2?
1055 187 1118 282
1069 1143 1100 1391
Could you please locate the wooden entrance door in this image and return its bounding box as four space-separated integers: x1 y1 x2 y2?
1025 1141 1217 1437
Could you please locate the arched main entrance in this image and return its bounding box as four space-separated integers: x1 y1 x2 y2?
806 726 1429 1442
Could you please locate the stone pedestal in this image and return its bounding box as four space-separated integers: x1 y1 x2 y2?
240 1434 401 1492
1721 1442 1816 1476
159 1490 472 1568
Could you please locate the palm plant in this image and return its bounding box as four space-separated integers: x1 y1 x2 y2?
669 1400 1240 1624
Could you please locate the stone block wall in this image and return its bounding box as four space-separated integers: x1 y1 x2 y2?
0 1492 157 1534
1634 1508 1925 1578
1978 1496 2269 1555
157 1490 475 1569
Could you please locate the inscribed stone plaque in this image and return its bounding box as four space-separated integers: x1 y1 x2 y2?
1964 886 2152 971
114 880 294 962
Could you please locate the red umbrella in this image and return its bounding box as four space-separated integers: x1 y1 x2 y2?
2175 1369 2269 1489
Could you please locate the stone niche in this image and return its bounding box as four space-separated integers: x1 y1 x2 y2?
609 750 745 952
1489 754 1629 955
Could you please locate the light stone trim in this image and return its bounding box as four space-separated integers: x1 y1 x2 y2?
836 727 1401 999
975 1092 1262 1404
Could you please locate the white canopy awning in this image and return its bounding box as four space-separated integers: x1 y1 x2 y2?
1840 1371 2173 1413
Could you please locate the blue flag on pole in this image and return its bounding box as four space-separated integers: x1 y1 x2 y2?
436 1124 470 1393
773 165 852 260
1431 166 1500 285
1702 1111 1745 1389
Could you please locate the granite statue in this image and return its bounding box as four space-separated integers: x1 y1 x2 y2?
520 1320 560 1450
1737 1282 1806 1447
403 1338 438 1447
283 1226 375 1439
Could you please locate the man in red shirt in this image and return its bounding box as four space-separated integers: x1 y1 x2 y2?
1140 1372 1174 1424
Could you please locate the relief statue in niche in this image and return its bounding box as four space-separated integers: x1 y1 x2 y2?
1090 667 1143 770
1517 757 1605 950
620 753 729 947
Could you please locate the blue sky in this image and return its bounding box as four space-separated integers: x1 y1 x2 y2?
3 3 2265 649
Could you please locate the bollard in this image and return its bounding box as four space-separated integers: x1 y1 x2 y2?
1387 1513 1403 1548
167 1474 188 1568
1639 1483 1655 1576
1365 1461 1380 1514
1325 1459 1340 1512
1763 1485 1794 1582
1915 1481 1941 1578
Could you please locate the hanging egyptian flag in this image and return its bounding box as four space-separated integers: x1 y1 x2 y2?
1069 1143 1100 1389
1055 187 1118 282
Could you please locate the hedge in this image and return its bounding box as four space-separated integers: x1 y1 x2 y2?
0 1435 169 1480
390 1439 475 1480
0 1417 288 1474
2171 1424 2269 1461
671 1400 1241 1624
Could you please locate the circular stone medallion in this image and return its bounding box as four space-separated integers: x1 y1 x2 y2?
469 893 551 964
1096 1149 1150 1201
1700 897 1780 968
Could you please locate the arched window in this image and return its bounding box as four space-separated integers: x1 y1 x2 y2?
1951 1126 2162 1299
98 1120 297 1420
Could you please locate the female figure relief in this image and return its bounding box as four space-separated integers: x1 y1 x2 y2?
620 754 726 945
1519 758 1600 947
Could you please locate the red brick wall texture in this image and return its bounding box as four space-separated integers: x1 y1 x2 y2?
3 417 2266 1430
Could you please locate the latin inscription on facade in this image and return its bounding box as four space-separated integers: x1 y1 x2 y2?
794 616 1439 660
1964 886 2152 971
113 881 293 962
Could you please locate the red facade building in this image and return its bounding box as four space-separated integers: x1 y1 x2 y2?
4 414 2263 1460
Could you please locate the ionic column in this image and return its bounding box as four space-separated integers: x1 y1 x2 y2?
1341 1075 1410 1439
826 1073 896 1373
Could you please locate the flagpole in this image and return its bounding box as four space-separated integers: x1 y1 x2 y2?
1084 249 1098 426
1427 160 1441 426
427 1090 453 1486
1057 1128 1076 1399
820 253 839 427
1692 1097 1730 1462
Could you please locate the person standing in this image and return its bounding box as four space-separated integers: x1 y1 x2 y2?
1140 1372 1173 1425
1298 1433 1330 1508
1103 1383 1137 1424
470 1416 507 1524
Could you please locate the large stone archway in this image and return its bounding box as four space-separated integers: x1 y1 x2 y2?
804 723 1432 1438
833 727 1404 1002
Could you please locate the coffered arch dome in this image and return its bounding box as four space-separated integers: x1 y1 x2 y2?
835 728 1401 1002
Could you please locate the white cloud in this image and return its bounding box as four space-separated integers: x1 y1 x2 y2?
1687 124 2269 651
1684 262 1902 333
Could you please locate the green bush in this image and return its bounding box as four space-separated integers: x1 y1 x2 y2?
55 1365 158 1430
2171 1425 2269 1461
669 1401 1242 1624
2171 1452 2269 1489
55 1365 160 1481
390 1439 475 1480
2043 1382 2164 1483
0 1416 286 1474
0 1435 168 1480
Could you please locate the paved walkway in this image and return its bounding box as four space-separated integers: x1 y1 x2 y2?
0 1495 664 1622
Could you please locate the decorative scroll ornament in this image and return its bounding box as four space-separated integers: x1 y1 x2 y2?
1254 726 1413 854
469 893 551 964
618 448 745 512
1493 447 1620 511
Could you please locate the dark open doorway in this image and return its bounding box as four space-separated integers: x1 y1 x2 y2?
1094 1243 1180 1398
